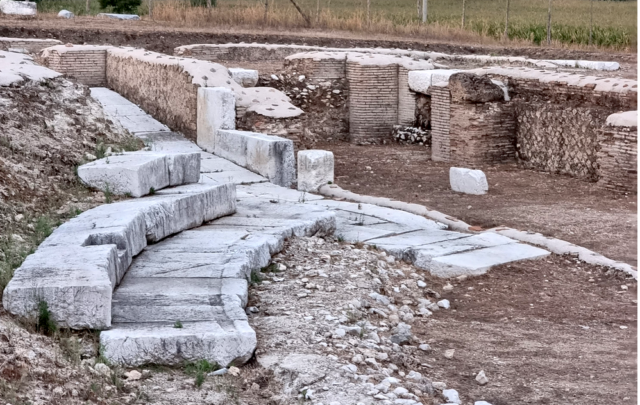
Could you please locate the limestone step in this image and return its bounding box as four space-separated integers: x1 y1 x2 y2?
429 243 550 277
112 278 248 323
100 320 256 367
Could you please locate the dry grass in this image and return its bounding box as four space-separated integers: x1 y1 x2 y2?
36 0 637 49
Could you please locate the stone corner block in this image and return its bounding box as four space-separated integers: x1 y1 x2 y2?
297 150 334 192
2 245 116 330
197 87 236 153
78 153 169 198
214 129 295 188
229 68 259 87
449 167 488 195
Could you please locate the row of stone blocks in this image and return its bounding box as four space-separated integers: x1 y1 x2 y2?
2 181 237 329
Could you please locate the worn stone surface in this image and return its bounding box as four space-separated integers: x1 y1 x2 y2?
297 150 334 192
0 0 36 15
448 73 505 103
57 9 74 18
229 67 259 87
78 153 170 197
214 129 295 187
197 87 236 153
449 167 489 195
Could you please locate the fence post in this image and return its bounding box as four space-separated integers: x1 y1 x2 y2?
264 0 269 24
504 0 510 38
316 0 320 23
148 0 152 18
589 0 593 46
417 0 420 18
85 0 89 14
546 0 552 45
367 0 371 27
422 0 427 23
461 0 466 28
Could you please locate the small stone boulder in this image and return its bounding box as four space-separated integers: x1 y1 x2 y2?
449 73 504 103
229 68 259 87
297 150 334 193
57 9 74 18
475 370 489 385
0 0 36 15
449 167 489 195
389 322 412 345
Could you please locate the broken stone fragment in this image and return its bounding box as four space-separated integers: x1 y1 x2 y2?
448 72 505 103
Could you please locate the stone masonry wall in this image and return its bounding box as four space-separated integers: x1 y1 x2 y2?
503 77 636 180
177 45 306 62
597 125 637 193
346 61 398 144
284 57 346 81
0 37 62 53
449 100 516 165
42 49 107 87
398 66 417 126
106 51 199 138
430 86 451 161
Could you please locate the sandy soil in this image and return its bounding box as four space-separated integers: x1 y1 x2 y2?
314 142 637 267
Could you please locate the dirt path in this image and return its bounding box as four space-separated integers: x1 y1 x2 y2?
418 254 637 404
315 142 638 266
0 15 636 75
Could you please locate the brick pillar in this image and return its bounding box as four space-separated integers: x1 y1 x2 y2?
346 61 398 144
430 85 451 161
597 124 638 193
397 66 416 126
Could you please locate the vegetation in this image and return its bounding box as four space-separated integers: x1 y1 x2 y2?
37 0 637 49
99 0 141 13
184 360 220 388
36 300 57 336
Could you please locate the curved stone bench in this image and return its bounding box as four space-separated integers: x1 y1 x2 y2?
2 182 236 329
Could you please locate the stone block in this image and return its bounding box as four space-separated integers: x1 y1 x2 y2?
197 87 236 153
297 150 334 192
449 167 488 195
229 68 259 87
408 69 460 94
2 245 117 329
429 243 550 277
449 73 505 103
0 0 36 16
164 152 201 185
57 9 74 18
214 129 295 187
100 318 257 367
78 153 170 198
96 13 140 20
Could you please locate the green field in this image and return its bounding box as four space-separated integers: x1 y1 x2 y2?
37 0 637 49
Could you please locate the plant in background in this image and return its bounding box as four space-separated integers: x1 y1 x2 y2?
36 300 57 336
99 0 141 13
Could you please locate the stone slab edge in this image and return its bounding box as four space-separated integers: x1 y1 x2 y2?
487 227 638 279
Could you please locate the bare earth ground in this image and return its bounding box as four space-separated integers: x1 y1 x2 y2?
2 237 635 405
0 16 636 78
315 142 638 267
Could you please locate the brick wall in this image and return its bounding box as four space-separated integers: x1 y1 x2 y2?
449 100 516 165
597 125 637 193
284 57 346 81
430 86 451 161
346 61 398 144
398 66 417 126
43 49 107 86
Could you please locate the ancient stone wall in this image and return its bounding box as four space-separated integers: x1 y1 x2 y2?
0 37 62 53
41 47 108 86
504 78 636 180
284 54 346 81
449 101 516 165
430 86 451 161
106 50 200 137
597 122 637 193
176 44 308 62
346 61 398 144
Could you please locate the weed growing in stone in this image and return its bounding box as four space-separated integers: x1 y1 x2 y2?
250 271 262 285
60 335 82 365
95 142 107 159
174 320 183 328
104 184 113 204
36 300 57 336
149 187 156 195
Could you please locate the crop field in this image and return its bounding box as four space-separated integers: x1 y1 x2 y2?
37 0 637 49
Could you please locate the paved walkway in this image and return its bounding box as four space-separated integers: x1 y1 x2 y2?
91 87 549 366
